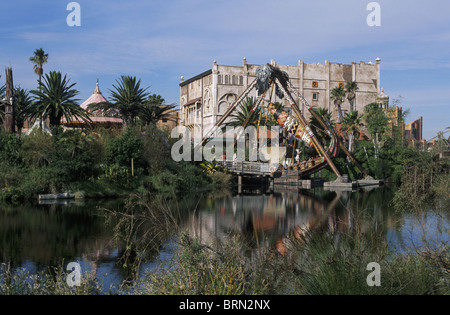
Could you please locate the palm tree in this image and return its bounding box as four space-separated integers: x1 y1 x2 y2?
199 159 224 175
341 110 363 155
224 97 259 128
139 94 177 126
13 87 34 134
29 48 49 128
88 75 149 125
30 71 90 128
330 86 345 123
345 81 359 112
224 97 279 128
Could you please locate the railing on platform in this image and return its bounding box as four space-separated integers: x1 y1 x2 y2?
222 161 282 176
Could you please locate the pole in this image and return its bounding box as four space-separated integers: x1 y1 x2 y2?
131 158 134 177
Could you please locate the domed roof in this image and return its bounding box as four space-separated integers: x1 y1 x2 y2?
61 79 123 128
80 79 109 110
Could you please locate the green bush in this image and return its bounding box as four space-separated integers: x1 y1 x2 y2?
0 131 23 166
0 187 21 203
106 127 142 168
20 167 59 198
99 163 131 185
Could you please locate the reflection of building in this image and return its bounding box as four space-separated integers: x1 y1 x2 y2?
180 58 386 138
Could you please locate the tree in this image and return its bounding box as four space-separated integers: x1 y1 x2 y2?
29 48 49 128
224 97 278 129
225 97 259 128
13 87 33 134
88 75 149 125
341 110 364 155
363 103 389 158
29 48 49 82
30 71 90 127
139 94 177 126
345 81 359 112
330 87 345 123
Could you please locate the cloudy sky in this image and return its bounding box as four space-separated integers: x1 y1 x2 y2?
1 0 449 139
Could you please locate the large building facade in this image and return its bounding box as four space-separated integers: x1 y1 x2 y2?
180 58 388 138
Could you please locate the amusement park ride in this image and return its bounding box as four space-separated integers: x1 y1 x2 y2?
197 63 373 182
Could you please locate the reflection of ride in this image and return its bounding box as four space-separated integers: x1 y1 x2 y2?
183 191 349 256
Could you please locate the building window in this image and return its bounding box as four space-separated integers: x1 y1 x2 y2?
312 81 318 88
218 75 223 85
239 76 243 85
312 93 318 101
225 75 229 84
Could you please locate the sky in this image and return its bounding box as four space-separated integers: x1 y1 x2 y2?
1 0 449 140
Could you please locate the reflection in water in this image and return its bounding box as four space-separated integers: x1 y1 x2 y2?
1 187 448 290
181 188 448 257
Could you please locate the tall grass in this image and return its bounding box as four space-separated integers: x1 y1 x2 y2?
0 264 104 295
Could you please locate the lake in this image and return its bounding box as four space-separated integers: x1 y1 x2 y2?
0 186 448 291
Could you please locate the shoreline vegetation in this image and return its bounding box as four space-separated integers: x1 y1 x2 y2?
0 125 234 204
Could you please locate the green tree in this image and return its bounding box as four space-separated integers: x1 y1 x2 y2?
47 127 102 190
330 87 345 123
345 81 359 112
29 48 49 128
30 71 90 127
13 87 33 134
225 97 260 128
88 76 149 125
363 103 389 158
139 94 177 126
341 110 364 155
106 127 143 169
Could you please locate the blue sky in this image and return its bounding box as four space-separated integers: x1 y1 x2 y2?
1 0 449 139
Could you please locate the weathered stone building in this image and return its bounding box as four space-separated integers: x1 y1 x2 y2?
179 58 388 138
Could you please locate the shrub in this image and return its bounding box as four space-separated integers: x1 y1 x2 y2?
106 127 142 168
